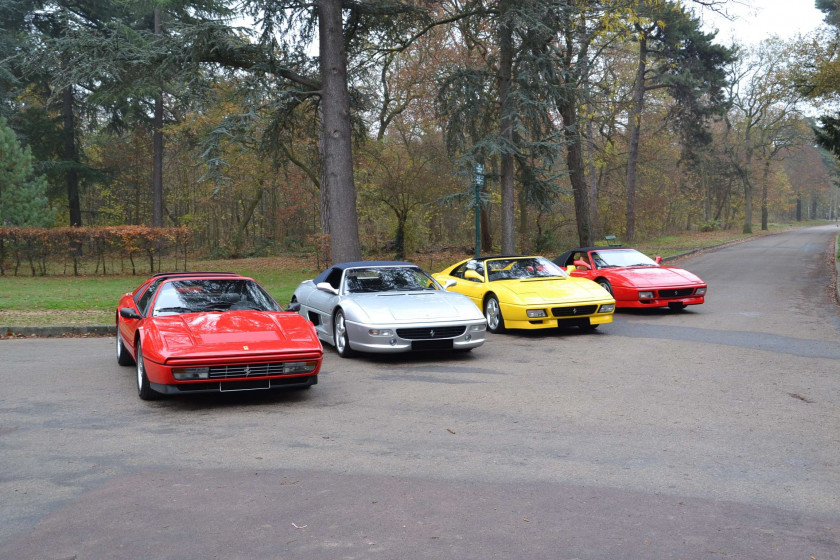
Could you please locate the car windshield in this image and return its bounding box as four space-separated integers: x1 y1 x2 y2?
344 267 438 293
592 249 658 268
151 279 281 316
486 257 567 281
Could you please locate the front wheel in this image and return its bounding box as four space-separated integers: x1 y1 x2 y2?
116 329 135 366
333 309 356 358
136 341 159 400
596 278 613 295
484 295 506 333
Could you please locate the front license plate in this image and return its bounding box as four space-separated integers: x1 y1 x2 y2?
219 379 271 392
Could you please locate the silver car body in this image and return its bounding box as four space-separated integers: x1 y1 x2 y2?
292 262 486 354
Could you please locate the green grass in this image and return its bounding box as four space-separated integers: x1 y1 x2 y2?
0 261 317 327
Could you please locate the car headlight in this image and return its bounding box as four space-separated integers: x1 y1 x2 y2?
368 329 393 336
470 323 486 331
695 287 707 295
284 361 319 374
526 309 547 318
172 367 209 380
638 291 654 299
598 303 615 313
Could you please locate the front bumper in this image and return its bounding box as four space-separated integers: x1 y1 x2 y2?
500 300 615 330
143 352 322 393
344 319 486 353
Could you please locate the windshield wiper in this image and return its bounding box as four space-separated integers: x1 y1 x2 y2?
154 306 194 315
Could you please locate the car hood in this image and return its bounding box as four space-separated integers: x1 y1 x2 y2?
494 277 612 304
607 266 704 288
152 311 322 355
347 291 483 323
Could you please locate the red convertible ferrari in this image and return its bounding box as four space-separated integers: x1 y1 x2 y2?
116 272 323 400
554 247 707 310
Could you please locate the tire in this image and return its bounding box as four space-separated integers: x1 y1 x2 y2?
333 309 356 358
596 278 613 295
484 295 506 333
116 329 135 366
668 302 687 311
135 341 159 401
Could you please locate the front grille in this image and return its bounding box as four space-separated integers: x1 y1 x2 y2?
208 362 286 379
396 326 466 340
657 288 694 298
551 305 597 317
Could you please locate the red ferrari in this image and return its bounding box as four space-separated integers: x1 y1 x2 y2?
116 271 323 400
554 247 707 310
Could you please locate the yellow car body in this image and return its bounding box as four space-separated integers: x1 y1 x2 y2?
433 256 615 332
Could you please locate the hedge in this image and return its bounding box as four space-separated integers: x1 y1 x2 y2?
0 226 190 276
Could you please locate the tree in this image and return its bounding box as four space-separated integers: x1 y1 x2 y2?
723 39 803 234
0 117 54 227
623 0 732 242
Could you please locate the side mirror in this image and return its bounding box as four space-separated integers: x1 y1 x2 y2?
464 270 483 281
120 307 142 320
443 279 457 290
286 301 301 313
573 259 591 270
316 282 340 295
654 256 662 264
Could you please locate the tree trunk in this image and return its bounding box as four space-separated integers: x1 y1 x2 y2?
318 0 362 263
230 184 264 257
560 103 593 247
152 6 164 228
61 85 81 227
497 1 516 254
585 113 599 239
625 31 648 244
761 160 770 231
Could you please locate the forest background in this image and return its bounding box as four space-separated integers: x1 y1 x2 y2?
3 0 840 271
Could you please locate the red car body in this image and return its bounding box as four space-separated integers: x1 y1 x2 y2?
553 247 707 310
116 272 323 399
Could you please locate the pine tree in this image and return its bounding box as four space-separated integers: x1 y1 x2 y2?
0 117 55 227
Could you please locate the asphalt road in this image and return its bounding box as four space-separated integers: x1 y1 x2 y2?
1 225 839 559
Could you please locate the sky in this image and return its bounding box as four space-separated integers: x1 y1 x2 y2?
699 0 828 45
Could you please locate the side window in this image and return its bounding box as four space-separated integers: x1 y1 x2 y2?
136 279 164 316
451 264 467 279
325 268 343 290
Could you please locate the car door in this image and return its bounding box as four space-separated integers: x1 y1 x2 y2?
446 260 487 307
567 250 596 281
302 267 342 340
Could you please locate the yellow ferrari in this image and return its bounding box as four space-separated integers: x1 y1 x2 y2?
433 256 615 333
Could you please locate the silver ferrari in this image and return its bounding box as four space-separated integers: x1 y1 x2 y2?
290 261 487 357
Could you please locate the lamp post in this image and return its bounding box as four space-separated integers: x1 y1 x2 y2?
474 164 484 258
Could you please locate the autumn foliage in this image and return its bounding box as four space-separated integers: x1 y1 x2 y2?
0 226 190 277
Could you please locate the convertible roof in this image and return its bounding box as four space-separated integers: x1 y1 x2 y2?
313 261 418 284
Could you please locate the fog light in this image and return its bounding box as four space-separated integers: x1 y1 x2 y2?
695 287 707 295
638 291 654 299
172 367 209 380
526 309 547 318
390 338 397 346
599 303 615 313
465 334 472 342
